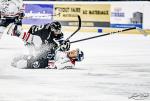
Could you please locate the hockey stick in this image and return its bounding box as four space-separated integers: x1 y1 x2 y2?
65 15 81 41
70 27 136 44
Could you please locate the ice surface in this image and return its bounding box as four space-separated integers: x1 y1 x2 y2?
0 33 150 101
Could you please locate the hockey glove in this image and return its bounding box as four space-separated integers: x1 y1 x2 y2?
60 40 70 51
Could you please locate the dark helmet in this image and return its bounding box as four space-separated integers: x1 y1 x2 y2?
50 21 61 35
51 21 61 30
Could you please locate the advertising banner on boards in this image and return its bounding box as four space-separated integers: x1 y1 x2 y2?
22 4 53 25
53 4 110 27
110 3 143 28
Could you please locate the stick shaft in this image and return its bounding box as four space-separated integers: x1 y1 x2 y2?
66 15 81 41
70 27 136 44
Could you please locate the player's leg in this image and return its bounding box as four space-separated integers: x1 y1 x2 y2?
27 56 48 69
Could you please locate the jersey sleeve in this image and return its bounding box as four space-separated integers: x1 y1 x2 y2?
28 24 51 42
28 25 39 35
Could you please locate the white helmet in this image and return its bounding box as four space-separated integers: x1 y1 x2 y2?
0 0 24 17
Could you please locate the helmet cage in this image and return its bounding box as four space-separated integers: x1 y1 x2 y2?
51 27 61 35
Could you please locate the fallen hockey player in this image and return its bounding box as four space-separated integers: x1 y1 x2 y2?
11 48 84 69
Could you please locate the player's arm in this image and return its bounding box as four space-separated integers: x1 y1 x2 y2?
53 32 70 51
28 25 44 35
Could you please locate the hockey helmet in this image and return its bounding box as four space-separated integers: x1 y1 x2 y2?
76 49 84 62
51 21 61 35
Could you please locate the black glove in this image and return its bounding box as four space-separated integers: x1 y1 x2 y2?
60 40 70 51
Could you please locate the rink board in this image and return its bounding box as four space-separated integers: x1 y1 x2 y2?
22 24 150 35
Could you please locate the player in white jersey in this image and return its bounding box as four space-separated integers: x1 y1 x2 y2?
47 48 84 69
11 48 84 69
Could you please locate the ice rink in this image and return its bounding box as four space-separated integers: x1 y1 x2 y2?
0 32 150 101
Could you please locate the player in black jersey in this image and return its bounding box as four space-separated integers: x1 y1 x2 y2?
7 21 70 51
28 22 63 43
9 21 70 69
27 21 66 49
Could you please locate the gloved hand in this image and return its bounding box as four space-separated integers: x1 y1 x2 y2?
60 40 70 51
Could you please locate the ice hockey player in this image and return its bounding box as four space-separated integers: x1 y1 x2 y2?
27 21 70 51
8 20 71 69
11 48 84 69
7 21 70 51
53 48 84 69
0 0 24 38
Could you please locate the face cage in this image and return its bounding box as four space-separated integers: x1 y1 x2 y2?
51 28 61 35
